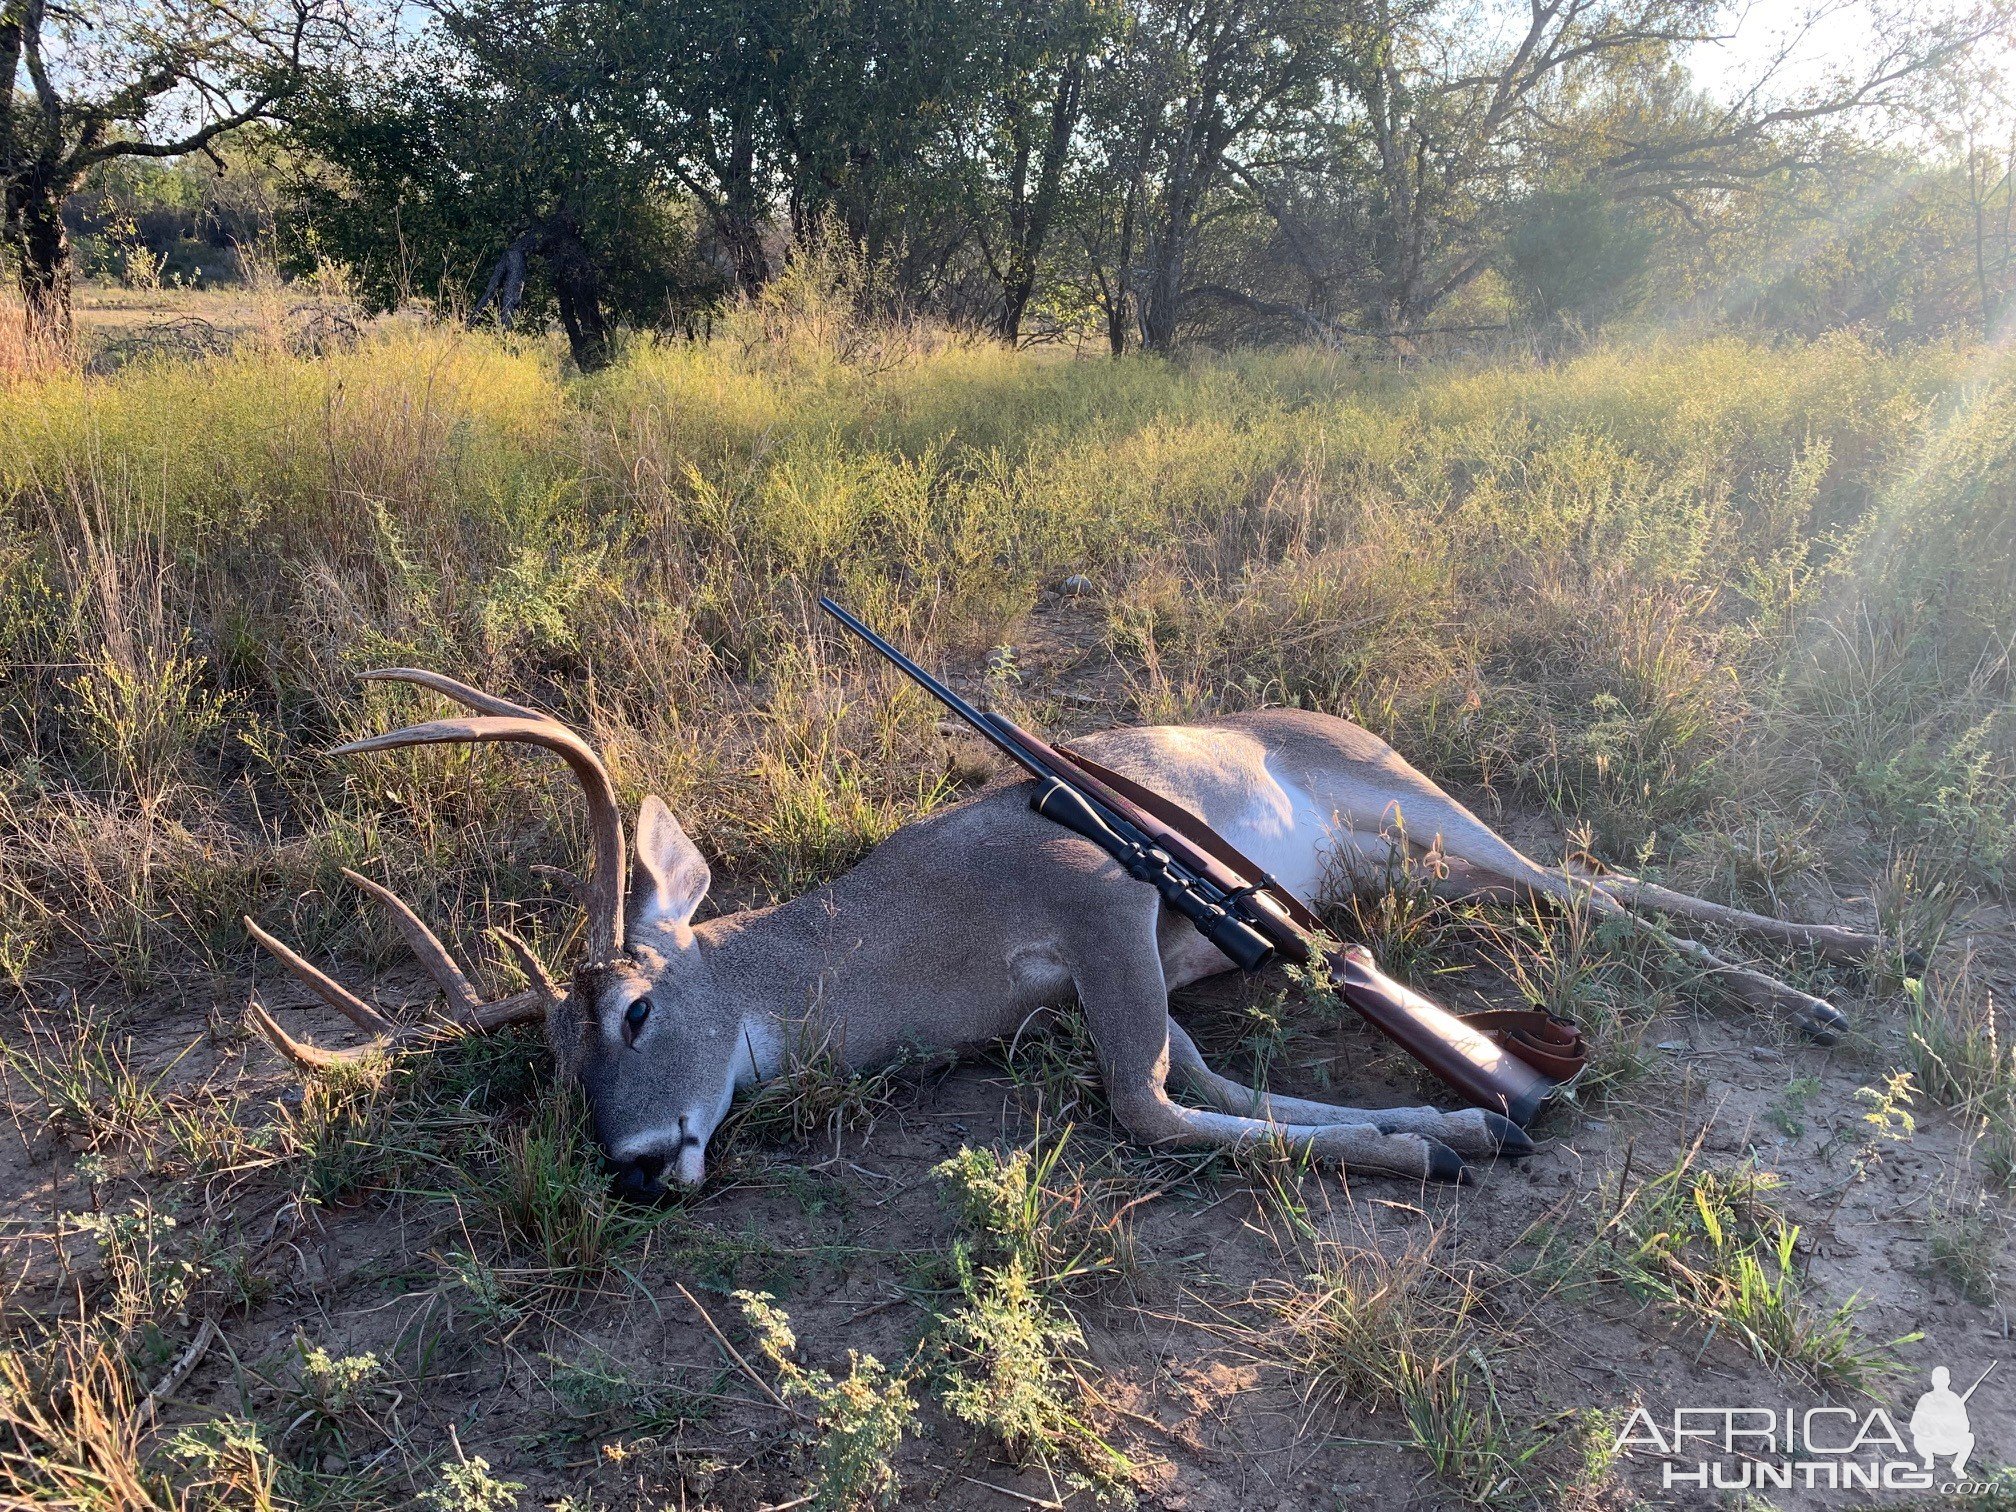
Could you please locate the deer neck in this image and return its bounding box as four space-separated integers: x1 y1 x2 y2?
688 865 932 1076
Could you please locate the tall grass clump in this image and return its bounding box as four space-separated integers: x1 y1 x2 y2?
3 316 2006 993
1254 1229 1545 1506
1582 1152 1903 1391
1776 358 2016 887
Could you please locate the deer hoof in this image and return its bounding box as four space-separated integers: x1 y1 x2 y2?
1424 1141 1472 1185
1483 1112 1534 1158
1796 999 1849 1045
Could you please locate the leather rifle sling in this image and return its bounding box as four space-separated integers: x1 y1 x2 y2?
1053 744 1587 1114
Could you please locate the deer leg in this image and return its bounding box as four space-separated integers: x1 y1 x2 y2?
1383 796 1849 1039
1439 861 1886 969
1163 1018 1530 1158
1563 869 1887 964
1068 908 1472 1183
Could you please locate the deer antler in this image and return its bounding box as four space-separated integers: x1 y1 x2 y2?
245 670 625 1069
334 668 628 964
244 869 560 1069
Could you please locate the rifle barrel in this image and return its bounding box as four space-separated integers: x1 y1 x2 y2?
818 598 1051 783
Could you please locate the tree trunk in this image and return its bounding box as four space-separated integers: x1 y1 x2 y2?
1105 123 1152 357
1104 270 1129 355
11 186 73 352
719 202 770 296
472 231 535 327
545 223 613 372
1142 106 1212 354
999 55 1084 346
1141 188 1190 354
720 106 771 296
996 97 1034 343
1140 239 1179 352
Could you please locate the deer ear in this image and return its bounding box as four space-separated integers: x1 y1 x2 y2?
629 795 711 935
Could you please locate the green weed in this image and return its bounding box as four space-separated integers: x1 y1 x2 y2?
1596 1153 1905 1391
737 1291 919 1511
929 1131 1136 1499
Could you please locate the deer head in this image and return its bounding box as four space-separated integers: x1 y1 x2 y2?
246 670 758 1196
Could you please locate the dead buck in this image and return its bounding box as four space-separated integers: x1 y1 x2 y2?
248 668 1880 1191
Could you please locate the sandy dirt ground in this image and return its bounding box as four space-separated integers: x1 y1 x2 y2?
1 595 2010 1511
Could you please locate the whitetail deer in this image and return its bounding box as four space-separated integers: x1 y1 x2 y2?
248 668 1880 1192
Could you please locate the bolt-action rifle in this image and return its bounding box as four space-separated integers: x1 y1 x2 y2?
820 598 1584 1126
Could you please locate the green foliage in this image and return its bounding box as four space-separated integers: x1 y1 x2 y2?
929 1134 1135 1499
0 324 2007 1014
1504 182 1656 328
935 1255 1120 1482
423 1455 526 1512
1594 1156 1906 1391
71 146 278 287
736 1291 919 1511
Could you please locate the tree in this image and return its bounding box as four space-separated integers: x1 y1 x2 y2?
955 0 1103 341
1072 30 1162 353
608 0 795 296
1912 44 2016 334
1220 0 2006 338
289 0 699 370
1125 0 1334 353
1 0 331 347
780 0 982 279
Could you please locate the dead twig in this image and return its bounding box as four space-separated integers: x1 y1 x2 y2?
143 1317 219 1418
959 1475 1066 1509
675 1282 808 1422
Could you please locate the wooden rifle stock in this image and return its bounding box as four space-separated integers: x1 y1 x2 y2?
1327 946 1553 1126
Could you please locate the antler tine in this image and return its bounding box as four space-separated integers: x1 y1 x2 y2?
244 904 556 1073
246 996 380 1071
490 926 564 1006
243 916 397 1034
340 868 485 1022
330 714 627 964
358 667 545 720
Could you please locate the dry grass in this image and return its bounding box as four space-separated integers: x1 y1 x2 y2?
0 289 2012 1507
1250 1222 1551 1506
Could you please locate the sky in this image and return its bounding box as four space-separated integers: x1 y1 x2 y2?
1685 0 1885 104
1687 0 2016 121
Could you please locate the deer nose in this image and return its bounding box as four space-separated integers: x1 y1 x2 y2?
612 1149 668 1197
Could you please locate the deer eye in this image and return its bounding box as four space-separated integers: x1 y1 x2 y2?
623 997 652 1044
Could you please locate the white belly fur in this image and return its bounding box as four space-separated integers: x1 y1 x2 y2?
1083 717 1456 990
1158 758 1339 988
1214 757 1333 902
